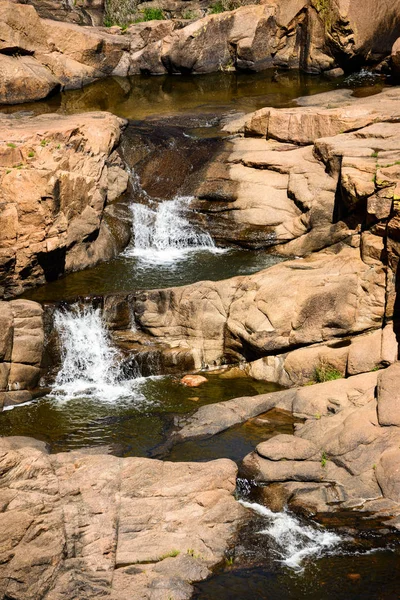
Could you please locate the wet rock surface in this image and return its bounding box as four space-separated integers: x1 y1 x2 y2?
0 436 245 600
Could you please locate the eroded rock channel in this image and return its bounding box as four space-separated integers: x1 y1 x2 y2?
2 43 400 598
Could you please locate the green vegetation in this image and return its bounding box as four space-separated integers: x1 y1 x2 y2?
321 451 328 467
187 548 202 558
28 151 35 158
371 150 378 158
225 556 234 566
105 6 165 27
183 9 196 19
311 0 334 31
136 7 165 21
40 139 49 147
159 549 180 560
7 142 16 148
209 1 225 13
313 361 342 383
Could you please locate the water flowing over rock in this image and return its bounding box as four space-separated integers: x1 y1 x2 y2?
51 305 142 401
0 437 245 600
127 196 216 262
0 111 130 298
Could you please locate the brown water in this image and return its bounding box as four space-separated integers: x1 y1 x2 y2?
0 373 279 457
1 71 352 119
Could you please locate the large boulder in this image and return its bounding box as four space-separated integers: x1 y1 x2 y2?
0 437 245 599
0 111 130 298
0 0 129 104
125 244 385 367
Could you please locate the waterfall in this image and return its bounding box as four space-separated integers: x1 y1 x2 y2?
240 501 342 570
125 196 217 262
51 306 142 402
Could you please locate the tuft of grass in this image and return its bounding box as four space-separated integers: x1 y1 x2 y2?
183 9 196 19
313 362 342 384
321 451 328 467
28 150 35 158
7 142 16 148
159 549 180 560
187 548 201 559
209 1 225 13
371 150 378 158
225 556 234 566
40 139 49 147
135 7 165 22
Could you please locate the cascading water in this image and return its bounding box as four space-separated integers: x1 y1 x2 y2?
240 500 342 571
125 196 218 262
51 306 143 402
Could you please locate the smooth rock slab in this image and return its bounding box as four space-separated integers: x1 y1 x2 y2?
256 434 318 461
377 362 400 426
0 437 244 600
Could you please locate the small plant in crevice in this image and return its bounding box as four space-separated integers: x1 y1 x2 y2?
313 361 342 384
40 139 49 147
209 1 225 13
28 150 35 158
321 451 328 467
7 142 16 148
187 548 202 559
135 7 165 21
159 549 180 560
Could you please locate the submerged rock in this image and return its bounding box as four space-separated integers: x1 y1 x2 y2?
180 374 208 387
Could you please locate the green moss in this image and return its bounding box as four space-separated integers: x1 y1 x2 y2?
7 142 16 148
311 0 334 31
28 151 35 158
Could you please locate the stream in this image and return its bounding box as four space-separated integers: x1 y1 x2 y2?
1 70 399 598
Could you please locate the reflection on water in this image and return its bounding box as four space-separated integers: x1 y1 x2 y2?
0 374 280 457
23 248 284 303
0 70 361 120
193 549 400 600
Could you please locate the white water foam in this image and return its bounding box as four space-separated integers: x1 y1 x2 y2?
125 196 221 263
51 306 143 403
240 501 342 571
